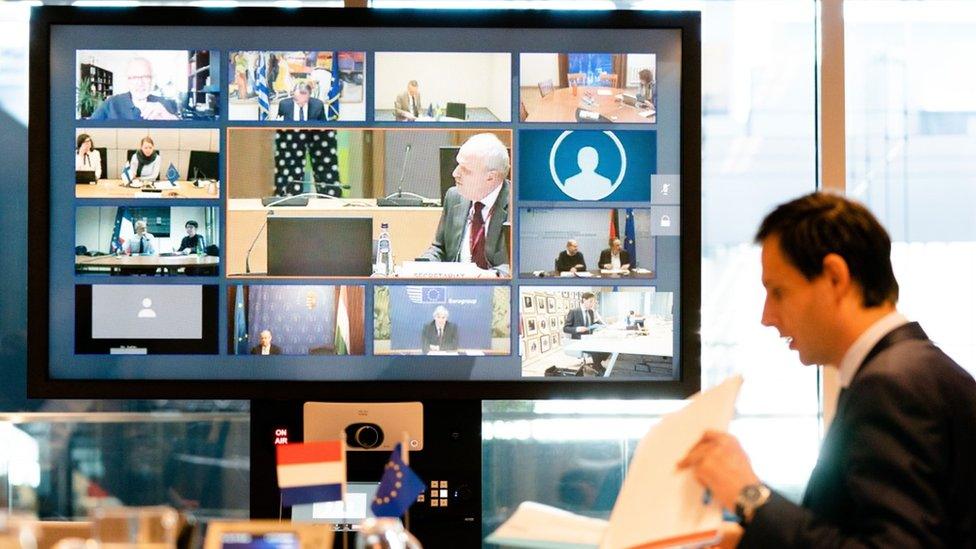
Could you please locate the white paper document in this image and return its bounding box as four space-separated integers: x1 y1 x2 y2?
486 375 744 549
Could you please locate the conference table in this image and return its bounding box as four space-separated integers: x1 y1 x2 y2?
520 269 656 279
75 254 219 275
75 179 218 199
525 86 656 123
226 198 444 277
563 325 673 378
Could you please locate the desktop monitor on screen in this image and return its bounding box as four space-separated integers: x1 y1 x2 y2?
267 217 373 277
29 7 701 400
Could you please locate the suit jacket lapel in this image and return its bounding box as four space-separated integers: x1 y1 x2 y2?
485 181 510 251
803 321 930 507
450 197 470 261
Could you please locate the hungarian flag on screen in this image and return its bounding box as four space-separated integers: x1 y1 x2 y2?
276 440 346 506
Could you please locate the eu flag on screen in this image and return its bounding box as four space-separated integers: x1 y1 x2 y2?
326 51 342 121
406 286 445 304
371 444 425 518
166 163 180 184
233 285 248 355
624 208 637 267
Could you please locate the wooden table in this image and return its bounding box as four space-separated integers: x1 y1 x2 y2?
525 86 655 123
226 198 443 276
519 269 656 280
75 179 219 199
76 254 219 275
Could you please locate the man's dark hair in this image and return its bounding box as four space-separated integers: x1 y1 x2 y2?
755 192 898 307
185 220 198 229
581 292 596 301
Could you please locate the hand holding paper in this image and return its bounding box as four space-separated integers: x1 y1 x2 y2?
677 430 760 510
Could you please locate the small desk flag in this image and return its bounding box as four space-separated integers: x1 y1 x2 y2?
371 443 425 518
166 163 180 184
121 164 133 185
276 440 346 506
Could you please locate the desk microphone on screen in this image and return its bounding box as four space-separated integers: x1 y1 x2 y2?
377 143 425 207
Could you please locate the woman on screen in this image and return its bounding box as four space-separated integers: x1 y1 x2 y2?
129 136 161 181
75 133 102 180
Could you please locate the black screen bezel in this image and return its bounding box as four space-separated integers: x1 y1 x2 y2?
28 6 701 400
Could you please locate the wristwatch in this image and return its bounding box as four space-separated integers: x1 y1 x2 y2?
734 483 772 525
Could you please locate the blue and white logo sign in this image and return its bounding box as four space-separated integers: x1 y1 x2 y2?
519 130 655 202
549 131 626 200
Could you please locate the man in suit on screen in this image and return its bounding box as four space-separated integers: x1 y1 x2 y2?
678 192 976 548
420 306 459 354
394 80 422 121
250 329 282 355
421 133 510 276
278 82 326 121
563 292 609 376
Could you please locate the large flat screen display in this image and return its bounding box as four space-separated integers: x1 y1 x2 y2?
29 7 701 399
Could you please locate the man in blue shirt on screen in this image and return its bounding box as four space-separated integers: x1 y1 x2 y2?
421 133 510 276
90 57 179 121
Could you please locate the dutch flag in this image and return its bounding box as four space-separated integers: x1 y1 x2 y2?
276 440 346 506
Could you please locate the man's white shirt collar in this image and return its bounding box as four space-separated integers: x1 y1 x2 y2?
836 311 909 388
472 183 503 220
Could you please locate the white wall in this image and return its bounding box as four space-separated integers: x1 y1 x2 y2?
374 52 511 121
519 53 560 87
77 128 218 180
625 53 656 88
77 49 190 94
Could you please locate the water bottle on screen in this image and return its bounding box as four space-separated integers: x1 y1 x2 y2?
377 222 393 275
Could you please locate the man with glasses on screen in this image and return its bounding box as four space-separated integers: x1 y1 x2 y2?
678 193 976 548
90 57 179 121
421 133 510 277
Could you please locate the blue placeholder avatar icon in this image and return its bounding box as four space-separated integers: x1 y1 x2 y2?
519 129 655 202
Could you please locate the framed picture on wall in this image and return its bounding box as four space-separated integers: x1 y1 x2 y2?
539 317 548 332
525 317 537 336
540 336 551 353
549 315 557 331
547 296 556 313
550 333 560 347
526 337 541 359
522 294 535 313
561 291 569 298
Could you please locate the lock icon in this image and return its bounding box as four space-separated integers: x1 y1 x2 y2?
660 214 671 228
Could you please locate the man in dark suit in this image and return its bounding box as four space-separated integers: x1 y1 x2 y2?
250 329 282 355
679 193 976 548
420 306 459 354
421 133 510 276
278 82 326 121
598 238 631 270
563 292 609 375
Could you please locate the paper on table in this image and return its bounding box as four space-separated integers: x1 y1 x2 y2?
485 376 744 549
485 501 607 549
599 375 743 549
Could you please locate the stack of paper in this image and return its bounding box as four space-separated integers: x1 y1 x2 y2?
486 375 744 549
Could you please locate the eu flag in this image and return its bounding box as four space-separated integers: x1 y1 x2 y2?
166 163 180 184
326 51 342 121
624 208 637 268
370 443 425 518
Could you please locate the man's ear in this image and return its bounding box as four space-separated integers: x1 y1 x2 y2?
821 253 852 299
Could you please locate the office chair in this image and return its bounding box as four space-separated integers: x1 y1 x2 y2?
446 102 466 120
95 146 108 179
599 73 619 88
